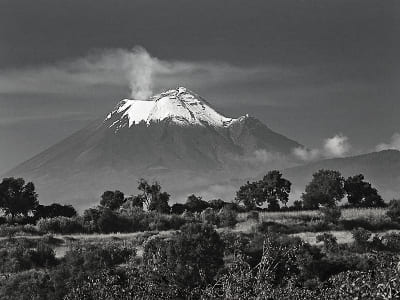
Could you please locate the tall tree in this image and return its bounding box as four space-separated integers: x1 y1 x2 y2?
235 170 291 210
235 181 264 210
262 170 292 208
137 179 159 210
148 192 171 214
138 179 170 212
344 174 385 208
0 177 38 220
302 169 345 209
100 190 125 210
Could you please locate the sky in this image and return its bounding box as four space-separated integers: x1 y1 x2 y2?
0 0 399 173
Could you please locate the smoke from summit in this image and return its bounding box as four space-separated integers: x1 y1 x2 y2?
124 47 156 100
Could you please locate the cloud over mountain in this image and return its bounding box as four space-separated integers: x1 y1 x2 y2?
293 134 351 161
376 133 400 151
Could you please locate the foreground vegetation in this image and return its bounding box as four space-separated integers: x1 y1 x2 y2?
1 169 400 299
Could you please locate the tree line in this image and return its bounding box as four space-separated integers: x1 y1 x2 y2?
0 169 386 223
236 169 385 211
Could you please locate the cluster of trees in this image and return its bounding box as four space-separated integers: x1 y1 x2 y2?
0 177 76 222
235 169 385 210
302 170 385 209
0 169 387 226
98 179 236 215
99 179 171 214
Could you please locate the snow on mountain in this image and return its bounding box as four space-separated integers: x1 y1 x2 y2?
104 87 236 130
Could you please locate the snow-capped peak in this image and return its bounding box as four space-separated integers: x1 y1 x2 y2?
105 87 239 130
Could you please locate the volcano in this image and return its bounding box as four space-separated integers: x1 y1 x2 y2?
5 87 302 209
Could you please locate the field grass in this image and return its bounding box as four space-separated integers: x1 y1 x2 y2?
238 207 388 223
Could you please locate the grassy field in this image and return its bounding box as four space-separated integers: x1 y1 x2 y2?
0 207 392 259
238 207 387 223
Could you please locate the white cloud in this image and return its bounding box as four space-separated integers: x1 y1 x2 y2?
0 47 288 101
292 147 320 161
293 133 351 161
323 134 350 158
376 133 400 151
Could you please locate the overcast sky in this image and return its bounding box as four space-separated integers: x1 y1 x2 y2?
0 0 399 173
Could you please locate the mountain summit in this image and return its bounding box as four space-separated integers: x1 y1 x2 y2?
5 87 302 209
105 87 237 130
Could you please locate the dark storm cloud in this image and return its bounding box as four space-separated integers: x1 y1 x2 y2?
0 0 399 173
1 0 398 69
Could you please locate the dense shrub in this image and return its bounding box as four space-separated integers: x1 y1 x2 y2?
0 224 20 237
0 241 136 300
219 231 251 256
0 240 57 273
316 233 338 252
64 267 183 300
0 269 59 300
148 214 171 231
168 214 187 229
352 227 372 251
218 208 238 228
185 194 209 213
170 203 187 214
380 232 400 252
29 242 57 267
143 223 224 290
323 255 400 299
63 241 136 276
307 254 371 281
37 217 83 234
97 209 135 233
35 203 77 219
200 207 219 225
203 234 312 298
208 199 228 210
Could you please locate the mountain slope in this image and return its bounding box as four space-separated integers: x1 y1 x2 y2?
5 87 302 209
283 150 400 201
